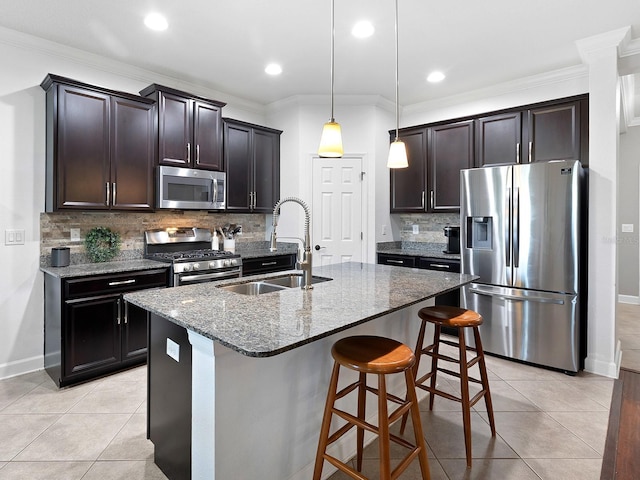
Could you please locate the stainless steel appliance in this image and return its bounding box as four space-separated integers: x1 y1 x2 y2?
460 160 585 373
144 227 241 286
157 166 225 210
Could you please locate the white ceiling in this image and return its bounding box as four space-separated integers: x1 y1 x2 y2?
0 0 639 106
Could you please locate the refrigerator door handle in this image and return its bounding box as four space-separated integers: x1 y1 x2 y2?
469 286 566 305
505 187 511 267
514 187 520 268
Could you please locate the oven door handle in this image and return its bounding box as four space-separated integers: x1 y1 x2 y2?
179 270 240 283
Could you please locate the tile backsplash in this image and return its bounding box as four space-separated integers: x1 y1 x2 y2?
396 213 460 243
40 211 266 265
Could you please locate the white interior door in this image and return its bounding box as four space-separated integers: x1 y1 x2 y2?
312 156 364 267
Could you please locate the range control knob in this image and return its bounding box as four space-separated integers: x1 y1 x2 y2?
223 259 231 267
231 258 238 266
209 261 218 269
182 264 192 272
192 263 200 271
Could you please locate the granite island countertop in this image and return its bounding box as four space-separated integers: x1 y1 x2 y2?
124 261 476 358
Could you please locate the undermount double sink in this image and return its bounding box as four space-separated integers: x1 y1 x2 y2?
218 273 332 296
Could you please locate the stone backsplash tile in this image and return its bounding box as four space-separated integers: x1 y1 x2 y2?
40 211 267 264
396 213 460 243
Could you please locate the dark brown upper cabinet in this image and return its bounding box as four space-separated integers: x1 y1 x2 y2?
224 118 282 213
475 96 588 166
41 74 155 212
390 120 472 213
140 84 226 171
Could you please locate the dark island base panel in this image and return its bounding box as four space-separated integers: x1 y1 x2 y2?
148 313 192 480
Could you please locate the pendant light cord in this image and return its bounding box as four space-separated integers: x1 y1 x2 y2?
394 0 400 141
330 0 335 122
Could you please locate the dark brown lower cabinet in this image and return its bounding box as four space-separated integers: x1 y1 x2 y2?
44 268 169 387
242 254 296 276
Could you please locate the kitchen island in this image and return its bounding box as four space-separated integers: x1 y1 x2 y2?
124 262 476 480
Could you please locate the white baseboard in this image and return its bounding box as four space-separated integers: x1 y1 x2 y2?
0 355 44 380
618 294 640 305
584 348 620 379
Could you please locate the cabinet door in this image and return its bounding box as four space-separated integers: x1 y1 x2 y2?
57 84 110 209
475 112 522 166
429 120 474 211
524 101 581 163
64 295 121 378
111 97 155 210
158 92 192 166
225 121 252 211
252 128 280 212
390 127 427 212
122 301 148 362
193 100 223 171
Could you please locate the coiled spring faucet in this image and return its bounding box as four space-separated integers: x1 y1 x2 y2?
270 197 313 290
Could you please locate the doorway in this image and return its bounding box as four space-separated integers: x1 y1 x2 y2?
311 156 366 267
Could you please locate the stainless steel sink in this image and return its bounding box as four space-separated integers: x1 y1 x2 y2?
217 274 332 295
263 274 332 288
218 281 287 296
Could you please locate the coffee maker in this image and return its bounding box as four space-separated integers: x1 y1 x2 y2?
443 225 460 254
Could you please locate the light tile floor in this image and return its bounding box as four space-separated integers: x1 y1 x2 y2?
0 303 637 480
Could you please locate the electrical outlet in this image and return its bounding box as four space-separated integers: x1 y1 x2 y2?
5 229 25 245
412 224 419 234
166 338 180 362
381 225 388 236
70 228 81 242
622 224 634 233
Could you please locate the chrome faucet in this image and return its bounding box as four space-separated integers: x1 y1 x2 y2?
270 197 313 290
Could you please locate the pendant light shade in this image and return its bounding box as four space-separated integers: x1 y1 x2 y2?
318 0 343 158
387 0 408 169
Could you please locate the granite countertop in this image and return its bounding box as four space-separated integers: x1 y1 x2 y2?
40 259 169 278
124 262 476 358
235 241 298 259
377 241 460 260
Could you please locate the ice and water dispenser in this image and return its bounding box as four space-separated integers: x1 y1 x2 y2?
466 217 493 249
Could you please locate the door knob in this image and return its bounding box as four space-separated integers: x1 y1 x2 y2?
314 245 325 251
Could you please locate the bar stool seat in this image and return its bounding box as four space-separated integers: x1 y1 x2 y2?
313 335 431 480
402 305 496 468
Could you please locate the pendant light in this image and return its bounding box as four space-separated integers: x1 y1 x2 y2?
387 0 408 168
318 0 344 158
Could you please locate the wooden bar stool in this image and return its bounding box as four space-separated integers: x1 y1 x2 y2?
401 305 496 468
313 335 431 480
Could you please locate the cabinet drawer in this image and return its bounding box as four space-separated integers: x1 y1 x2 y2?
242 254 295 276
65 268 169 298
377 254 416 268
417 257 460 273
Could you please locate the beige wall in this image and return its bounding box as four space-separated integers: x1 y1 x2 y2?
618 125 640 298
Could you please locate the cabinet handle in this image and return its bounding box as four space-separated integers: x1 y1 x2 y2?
261 261 277 266
105 182 110 206
516 142 520 164
428 263 450 269
528 141 532 162
187 142 191 161
196 144 200 164
253 191 257 209
430 190 434 210
117 301 121 325
112 183 116 206
108 279 136 286
124 301 128 324
387 259 404 264
421 191 425 209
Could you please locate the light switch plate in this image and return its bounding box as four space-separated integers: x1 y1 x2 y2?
5 229 25 245
622 224 634 233
412 224 419 234
166 338 180 362
70 228 81 241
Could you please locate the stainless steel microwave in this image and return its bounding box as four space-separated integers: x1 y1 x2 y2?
157 166 225 210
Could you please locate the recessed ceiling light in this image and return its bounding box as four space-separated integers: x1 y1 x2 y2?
265 63 283 76
352 21 374 38
144 13 168 31
427 71 446 83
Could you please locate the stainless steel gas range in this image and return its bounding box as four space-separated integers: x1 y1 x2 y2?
144 227 242 286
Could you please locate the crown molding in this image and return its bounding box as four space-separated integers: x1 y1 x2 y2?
266 94 394 114
0 26 265 115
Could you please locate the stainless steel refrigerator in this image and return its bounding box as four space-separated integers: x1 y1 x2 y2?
460 160 585 373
